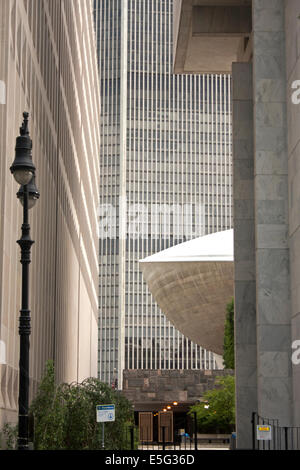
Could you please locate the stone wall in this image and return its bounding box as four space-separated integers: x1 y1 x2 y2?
122 369 234 406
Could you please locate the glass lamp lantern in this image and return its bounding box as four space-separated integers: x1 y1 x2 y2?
17 174 40 209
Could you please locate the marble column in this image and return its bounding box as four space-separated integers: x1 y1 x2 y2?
253 0 292 426
232 62 257 449
285 0 300 426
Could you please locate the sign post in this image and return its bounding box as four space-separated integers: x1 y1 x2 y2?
96 404 116 449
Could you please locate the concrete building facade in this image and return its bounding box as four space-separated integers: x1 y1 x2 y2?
173 0 300 449
0 0 100 427
95 0 233 389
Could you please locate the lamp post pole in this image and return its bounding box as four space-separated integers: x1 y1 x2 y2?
17 184 34 450
10 112 39 450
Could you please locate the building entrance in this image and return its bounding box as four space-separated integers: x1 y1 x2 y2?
138 411 174 443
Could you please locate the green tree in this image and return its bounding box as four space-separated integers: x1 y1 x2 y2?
0 423 18 449
30 360 134 450
223 298 234 369
189 375 235 433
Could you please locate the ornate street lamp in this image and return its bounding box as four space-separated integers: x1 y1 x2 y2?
10 112 36 185
10 112 39 450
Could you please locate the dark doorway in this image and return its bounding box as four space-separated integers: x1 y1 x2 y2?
139 412 153 442
153 413 158 442
158 411 173 442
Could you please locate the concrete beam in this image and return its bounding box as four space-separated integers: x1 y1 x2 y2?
173 0 252 74
192 6 252 35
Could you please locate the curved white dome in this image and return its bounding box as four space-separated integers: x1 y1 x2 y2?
140 229 234 263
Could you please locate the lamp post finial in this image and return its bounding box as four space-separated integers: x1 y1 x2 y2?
20 112 29 136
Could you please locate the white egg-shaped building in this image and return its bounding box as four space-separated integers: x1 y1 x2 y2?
140 230 234 356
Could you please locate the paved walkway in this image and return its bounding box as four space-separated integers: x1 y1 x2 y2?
138 444 230 451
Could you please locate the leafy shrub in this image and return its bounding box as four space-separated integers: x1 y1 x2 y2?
0 423 18 450
189 375 235 434
30 360 134 450
223 298 234 369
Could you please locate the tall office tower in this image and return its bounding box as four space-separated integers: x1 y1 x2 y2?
95 0 232 387
0 0 100 427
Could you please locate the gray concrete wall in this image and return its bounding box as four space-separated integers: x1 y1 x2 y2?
232 62 257 449
285 0 300 426
253 0 292 427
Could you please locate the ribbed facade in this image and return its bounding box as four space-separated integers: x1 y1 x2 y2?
0 0 100 426
95 0 232 387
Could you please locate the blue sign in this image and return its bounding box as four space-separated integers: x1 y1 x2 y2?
96 404 115 422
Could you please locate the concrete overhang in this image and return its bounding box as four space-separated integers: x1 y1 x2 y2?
139 230 234 356
173 0 252 74
130 402 194 413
